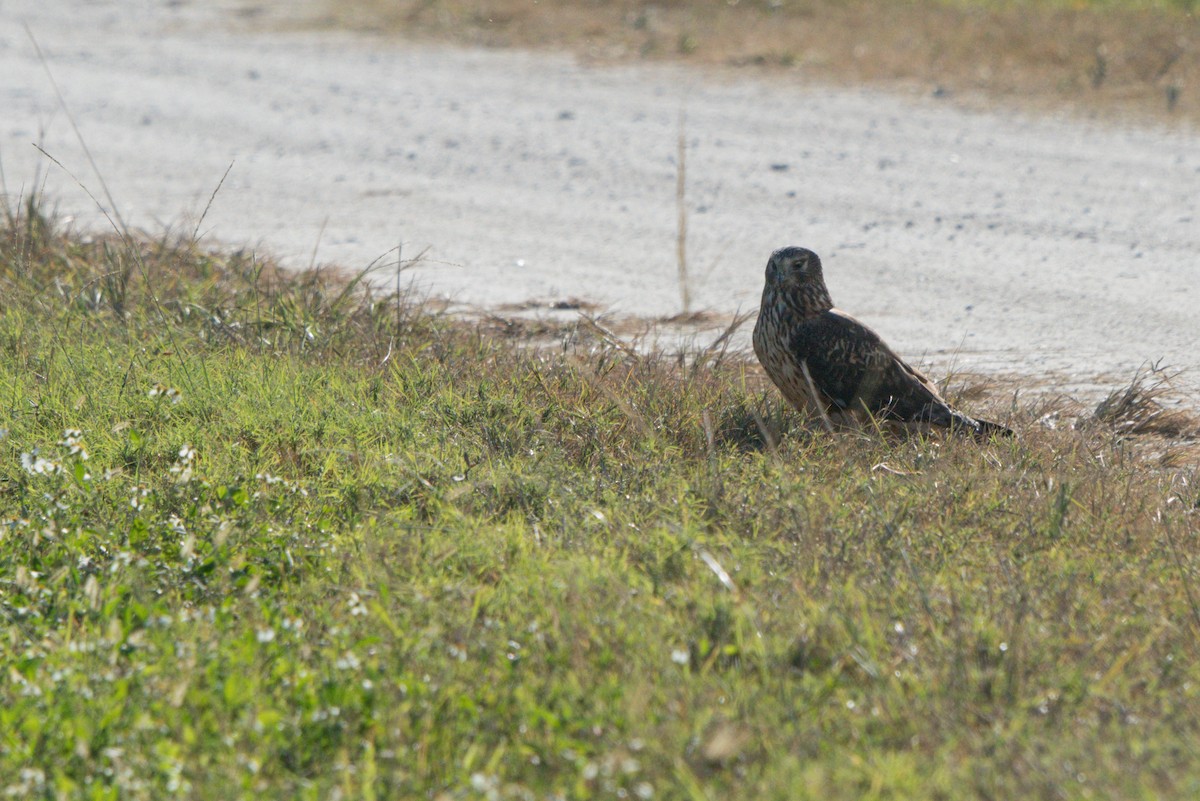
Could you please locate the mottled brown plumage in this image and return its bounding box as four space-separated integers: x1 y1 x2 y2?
753 246 1012 439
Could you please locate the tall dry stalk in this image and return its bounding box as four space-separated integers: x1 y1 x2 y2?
675 108 690 314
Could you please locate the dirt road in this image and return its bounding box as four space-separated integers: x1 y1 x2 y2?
3 0 1197 396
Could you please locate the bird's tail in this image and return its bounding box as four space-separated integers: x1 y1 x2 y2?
952 411 1014 440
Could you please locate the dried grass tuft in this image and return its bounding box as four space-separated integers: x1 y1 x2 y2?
1093 363 1200 440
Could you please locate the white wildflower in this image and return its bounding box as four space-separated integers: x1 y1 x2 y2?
149 383 182 404
20 448 62 476
129 485 149 510
169 445 196 483
59 429 89 459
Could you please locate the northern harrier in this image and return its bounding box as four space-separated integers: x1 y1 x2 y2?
753 246 1012 439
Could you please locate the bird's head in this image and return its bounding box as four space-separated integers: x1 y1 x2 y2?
765 246 823 286
761 246 833 314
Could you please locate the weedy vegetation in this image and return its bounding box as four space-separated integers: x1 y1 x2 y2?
2 194 1200 799
313 0 1200 122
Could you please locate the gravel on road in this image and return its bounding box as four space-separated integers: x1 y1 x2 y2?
3 0 1197 398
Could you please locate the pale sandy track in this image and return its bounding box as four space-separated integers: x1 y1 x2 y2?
2 0 1197 399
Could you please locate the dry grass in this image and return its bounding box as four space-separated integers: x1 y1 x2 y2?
1093 362 1200 439
310 0 1200 123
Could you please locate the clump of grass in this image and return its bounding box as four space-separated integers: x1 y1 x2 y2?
3 197 1200 799
1093 362 1200 440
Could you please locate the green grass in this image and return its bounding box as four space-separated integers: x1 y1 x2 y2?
2 196 1200 799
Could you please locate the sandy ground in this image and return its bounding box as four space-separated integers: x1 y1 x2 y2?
2 0 1197 399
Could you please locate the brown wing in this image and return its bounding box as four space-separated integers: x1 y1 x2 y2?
790 309 952 422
